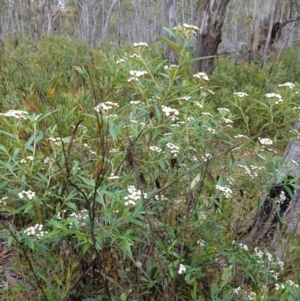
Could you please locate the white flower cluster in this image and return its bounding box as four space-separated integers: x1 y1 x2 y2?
265 93 282 99
68 209 89 227
286 280 299 288
258 137 273 145
254 247 264 259
233 287 241 295
193 72 209 81
216 184 232 198
129 100 141 105
234 134 248 139
275 191 286 204
124 185 148 206
179 96 191 101
20 156 34 163
178 263 186 274
24 224 48 239
166 142 180 157
83 143 97 155
194 101 203 108
18 190 35 200
149 146 163 153
48 137 62 145
109 148 119 153
133 42 148 47
116 59 125 64
94 101 119 112
0 110 28 120
173 23 199 35
128 70 148 82
217 108 231 114
197 239 205 247
237 164 262 179
202 153 212 163
129 54 141 59
239 242 249 251
233 92 248 98
0 196 8 205
164 64 178 71
201 88 215 96
222 117 233 125
161 105 179 121
206 127 216 134
278 82 295 89
153 194 168 201
275 283 285 291
56 209 67 220
202 112 213 117
108 173 119 180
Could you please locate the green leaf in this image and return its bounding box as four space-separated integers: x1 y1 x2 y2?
53 274 63 287
162 27 176 39
218 265 233 292
121 238 132 256
157 37 180 53
66 202 78 211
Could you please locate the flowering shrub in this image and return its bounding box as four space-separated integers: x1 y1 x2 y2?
0 32 299 300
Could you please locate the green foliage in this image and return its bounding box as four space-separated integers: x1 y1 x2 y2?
0 34 300 300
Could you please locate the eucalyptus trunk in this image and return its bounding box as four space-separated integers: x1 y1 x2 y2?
194 0 230 76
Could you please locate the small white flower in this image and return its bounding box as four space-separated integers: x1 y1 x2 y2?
239 243 248 251
129 100 141 105
94 101 119 112
201 112 213 117
0 110 28 120
116 59 125 64
265 93 282 99
166 142 180 157
108 174 119 180
129 54 141 58
161 105 179 122
216 185 232 198
278 82 295 89
202 153 212 162
178 263 186 274
183 23 199 32
233 287 241 295
149 146 163 153
258 137 273 145
194 101 203 108
234 134 248 139
233 92 248 98
197 239 205 247
133 42 148 47
164 64 178 71
193 72 209 81
222 117 233 124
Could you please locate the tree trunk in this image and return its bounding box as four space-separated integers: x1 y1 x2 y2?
194 0 230 76
11 0 19 48
236 121 300 259
250 0 281 66
250 0 300 67
162 0 178 63
101 0 119 43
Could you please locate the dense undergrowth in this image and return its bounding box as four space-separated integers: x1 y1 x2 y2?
0 30 300 300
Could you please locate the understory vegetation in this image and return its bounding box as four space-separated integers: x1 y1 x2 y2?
1 29 300 300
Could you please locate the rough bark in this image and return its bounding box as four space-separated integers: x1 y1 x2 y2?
194 0 230 76
162 0 178 63
250 0 300 66
237 121 300 259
